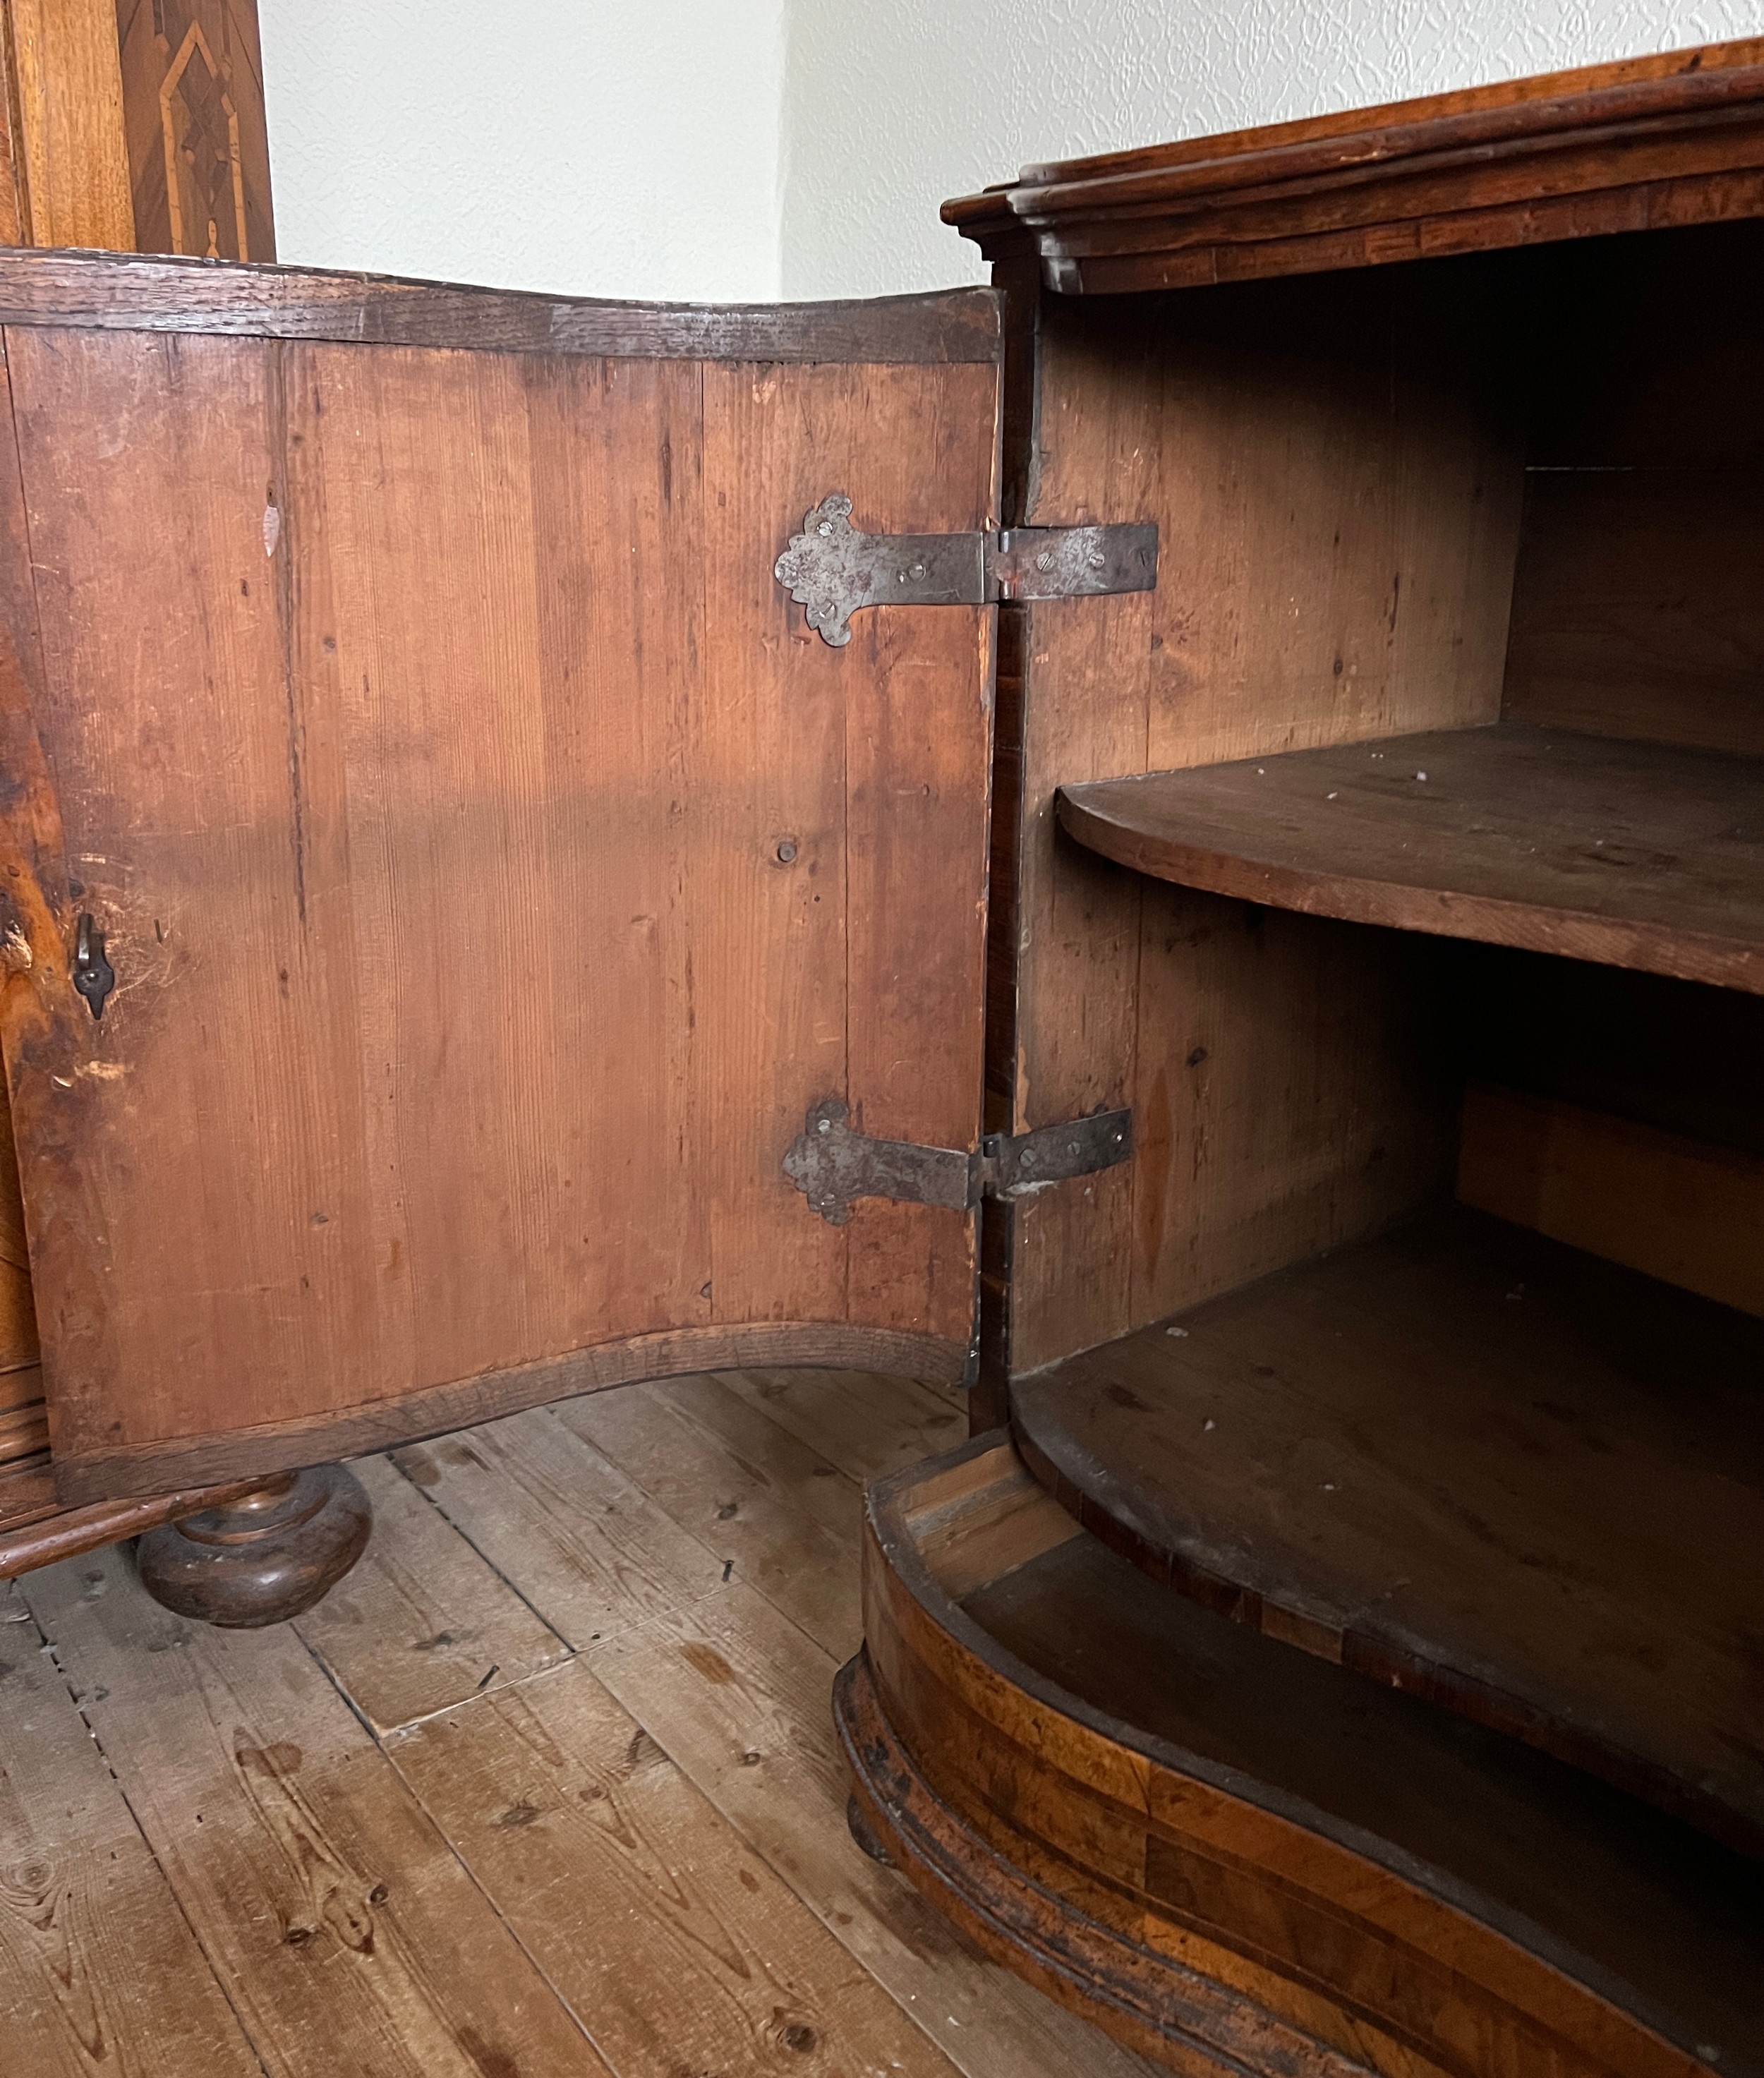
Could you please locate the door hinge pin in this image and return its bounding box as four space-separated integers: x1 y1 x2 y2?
784 1099 1132 1226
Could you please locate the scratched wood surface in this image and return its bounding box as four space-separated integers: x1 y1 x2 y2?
0 296 997 1499
5 1370 1159 2078
1057 723 1764 994
1010 1203 1764 1858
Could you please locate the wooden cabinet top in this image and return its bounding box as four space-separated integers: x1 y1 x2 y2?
944 35 1764 290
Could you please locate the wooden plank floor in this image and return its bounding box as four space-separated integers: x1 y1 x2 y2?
2 1370 1158 2078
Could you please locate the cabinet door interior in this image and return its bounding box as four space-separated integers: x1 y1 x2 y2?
0 258 1000 1500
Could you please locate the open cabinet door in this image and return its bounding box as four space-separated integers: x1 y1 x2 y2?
0 253 999 1502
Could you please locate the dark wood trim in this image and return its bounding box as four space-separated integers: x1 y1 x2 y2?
52 1319 970 1504
0 1449 56 1530
859 1437 1753 2078
944 38 1764 289
0 250 1002 361
0 1473 267 1578
836 1650 1365 2078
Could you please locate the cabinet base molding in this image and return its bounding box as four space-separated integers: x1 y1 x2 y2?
835 1650 1360 2078
850 1437 1755 2078
134 1465 372 1628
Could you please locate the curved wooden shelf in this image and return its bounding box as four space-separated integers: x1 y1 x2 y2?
1056 724 1764 994
846 1436 1763 2078
1010 1206 1764 1859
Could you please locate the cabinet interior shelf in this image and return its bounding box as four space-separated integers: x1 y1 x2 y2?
1055 723 1764 993
1009 1205 1764 1860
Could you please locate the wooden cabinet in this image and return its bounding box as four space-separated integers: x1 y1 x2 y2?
842 38 1764 2078
0 29 1760 2073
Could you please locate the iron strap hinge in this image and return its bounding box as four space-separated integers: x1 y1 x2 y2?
783 1099 1133 1226
775 493 1158 647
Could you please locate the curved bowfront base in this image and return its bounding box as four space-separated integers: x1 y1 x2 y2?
846 1435 1754 2078
835 1650 1358 2078
135 1464 373 1627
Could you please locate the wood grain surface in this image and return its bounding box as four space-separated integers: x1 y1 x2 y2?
389 1660 967 2078
2 1379 1161 2078
396 1389 1161 2078
998 267 1518 1376
1010 1204 1764 1856
943 37 1764 292
294 1451 571 1731
1058 724 1764 993
1457 1083 1764 1315
854 1437 1764 2078
0 1581 265 2077
0 248 1000 360
0 301 996 1498
24 1543 621 2078
4 0 135 250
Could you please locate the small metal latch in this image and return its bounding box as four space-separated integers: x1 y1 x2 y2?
775 493 1158 646
71 913 114 1020
783 1098 1132 1226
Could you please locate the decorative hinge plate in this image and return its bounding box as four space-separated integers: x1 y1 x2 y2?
783 1098 1132 1226
775 493 1158 646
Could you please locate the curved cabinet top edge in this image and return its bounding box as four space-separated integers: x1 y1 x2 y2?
0 250 1001 365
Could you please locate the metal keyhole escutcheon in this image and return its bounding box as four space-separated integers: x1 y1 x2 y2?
71 912 115 1020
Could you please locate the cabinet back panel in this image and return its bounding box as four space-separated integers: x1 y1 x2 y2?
1502 219 1764 756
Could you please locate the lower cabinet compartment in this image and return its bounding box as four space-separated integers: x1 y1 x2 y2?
840 1437 1763 2078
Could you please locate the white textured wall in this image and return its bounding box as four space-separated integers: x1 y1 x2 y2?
780 0 1764 297
257 2 1764 304
258 0 787 301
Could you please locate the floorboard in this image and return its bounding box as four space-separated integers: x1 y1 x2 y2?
560 1377 864 1657
715 1368 969 1485
6 1372 1156 2078
406 1385 1164 2078
21 1550 617 2078
0 1583 264 2078
387 1658 963 2078
295 1454 573 1733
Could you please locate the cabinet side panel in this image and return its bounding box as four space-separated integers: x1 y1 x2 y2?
1010 266 1524 1369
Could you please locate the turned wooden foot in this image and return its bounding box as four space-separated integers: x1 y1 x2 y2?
135 1465 372 1628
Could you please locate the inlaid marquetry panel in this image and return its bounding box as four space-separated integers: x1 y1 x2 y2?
115 0 274 260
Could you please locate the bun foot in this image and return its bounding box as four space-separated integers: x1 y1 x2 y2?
135 1465 372 1628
